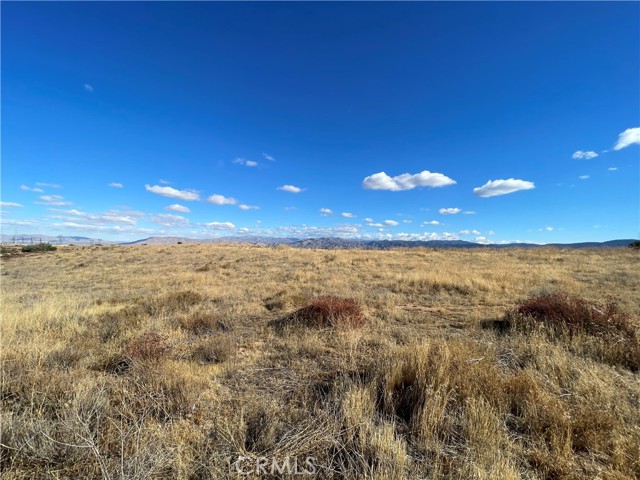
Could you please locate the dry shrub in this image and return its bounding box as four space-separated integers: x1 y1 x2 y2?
143 290 204 315
191 336 235 364
294 296 365 329
504 292 640 371
178 312 227 335
125 332 171 362
195 261 213 272
514 292 636 337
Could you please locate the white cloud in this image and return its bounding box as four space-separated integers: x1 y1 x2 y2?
474 236 491 244
108 182 123 188
238 204 260 210
20 185 44 193
278 185 304 193
471 229 481 235
84 84 94 92
341 212 356 218
363 217 373 223
159 179 171 184
459 230 470 235
422 220 440 225
0 219 39 227
613 127 640 150
463 211 476 215
608 167 618 171
49 208 138 226
544 226 554 232
0 202 23 208
473 178 535 197
362 170 456 191
145 184 199 201
205 221 235 230
233 158 258 167
572 150 598 160
402 219 412 224
439 208 461 215
165 204 190 213
36 195 71 206
486 230 496 235
383 220 399 226
207 194 237 205
152 213 190 227
367 223 384 227
578 175 589 180
284 206 297 211
263 153 275 161
36 182 61 188
320 208 334 216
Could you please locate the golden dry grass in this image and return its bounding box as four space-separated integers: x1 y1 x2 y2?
1 244 639 478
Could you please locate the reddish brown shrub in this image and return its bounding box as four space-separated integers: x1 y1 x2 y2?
125 332 172 361
514 292 635 338
295 296 365 329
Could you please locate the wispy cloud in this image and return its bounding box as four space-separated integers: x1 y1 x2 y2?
205 221 235 230
238 204 260 210
278 185 304 193
206 194 237 205
422 220 440 225
608 167 618 171
362 170 456 191
572 150 598 160
578 175 589 180
36 182 62 188
159 179 171 184
145 184 199 201
613 127 640 150
320 208 334 216
0 202 23 208
439 208 461 215
20 185 44 193
341 212 356 218
383 220 399 226
362 217 373 223
473 178 535 197
108 182 123 188
165 204 190 213
152 213 190 227
263 153 275 161
36 195 71 206
233 158 258 167
49 208 137 225
84 84 94 92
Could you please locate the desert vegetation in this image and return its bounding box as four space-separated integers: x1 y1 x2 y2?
1 244 639 478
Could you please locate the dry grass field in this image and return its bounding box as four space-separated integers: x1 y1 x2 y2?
1 244 639 479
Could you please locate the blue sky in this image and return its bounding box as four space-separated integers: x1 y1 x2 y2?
2 2 638 243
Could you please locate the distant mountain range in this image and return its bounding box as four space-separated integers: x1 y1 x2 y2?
2 234 636 249
121 236 637 249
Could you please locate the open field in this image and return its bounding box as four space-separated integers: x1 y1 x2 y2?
1 244 639 479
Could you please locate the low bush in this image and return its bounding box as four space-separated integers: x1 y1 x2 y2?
21 243 56 253
191 336 235 364
500 292 640 371
512 291 635 338
125 332 172 362
294 296 365 329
